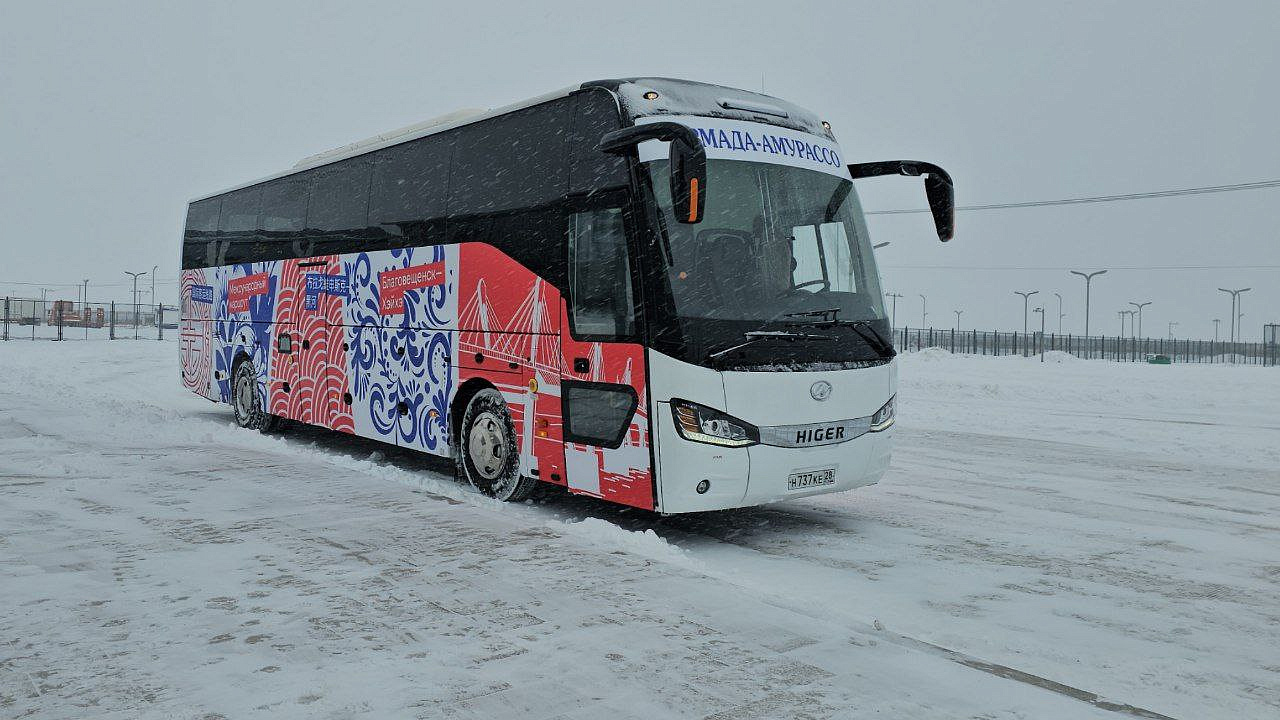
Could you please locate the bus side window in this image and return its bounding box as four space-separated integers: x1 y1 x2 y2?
182 197 221 270
568 207 635 339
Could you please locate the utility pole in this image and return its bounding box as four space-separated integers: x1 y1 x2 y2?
1053 292 1064 334
1129 301 1151 339
1014 290 1038 335
884 292 903 329
1213 318 1220 341
919 294 928 328
954 309 963 331
125 270 147 336
1218 287 1251 345
1070 269 1107 337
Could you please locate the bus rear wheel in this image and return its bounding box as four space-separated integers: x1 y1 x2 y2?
457 389 535 502
232 360 277 433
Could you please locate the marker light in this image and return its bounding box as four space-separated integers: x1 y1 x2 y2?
643 91 660 100
868 396 896 432
670 399 759 447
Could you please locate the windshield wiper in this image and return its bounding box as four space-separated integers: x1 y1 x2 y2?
781 314 895 358
783 307 841 323
844 320 896 358
707 330 836 361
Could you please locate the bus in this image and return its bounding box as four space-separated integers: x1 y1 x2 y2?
179 77 953 513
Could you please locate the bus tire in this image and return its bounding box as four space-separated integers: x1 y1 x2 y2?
232 360 277 433
457 388 535 502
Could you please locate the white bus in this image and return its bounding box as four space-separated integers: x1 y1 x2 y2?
179 77 953 513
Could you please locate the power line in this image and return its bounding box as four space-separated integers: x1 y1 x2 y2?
882 264 1280 271
866 178 1280 215
0 279 180 288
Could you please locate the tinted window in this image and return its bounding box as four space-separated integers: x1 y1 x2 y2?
218 186 262 265
259 176 308 233
568 207 635 337
182 197 221 269
368 137 449 249
259 176 309 261
219 186 261 232
562 381 638 448
304 158 373 256
569 89 629 196
448 207 566 289
448 100 570 215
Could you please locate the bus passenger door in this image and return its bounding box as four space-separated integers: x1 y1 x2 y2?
272 258 343 427
559 206 654 510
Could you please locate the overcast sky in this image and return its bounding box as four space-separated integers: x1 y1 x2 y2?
2 1 1277 339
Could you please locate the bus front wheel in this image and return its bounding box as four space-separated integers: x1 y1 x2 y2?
457 388 535 503
232 360 277 433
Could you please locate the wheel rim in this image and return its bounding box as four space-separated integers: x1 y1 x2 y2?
235 369 255 422
467 411 507 481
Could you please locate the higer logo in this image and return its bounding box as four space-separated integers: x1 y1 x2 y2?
796 425 845 445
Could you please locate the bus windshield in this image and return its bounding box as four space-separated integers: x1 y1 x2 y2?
648 159 888 367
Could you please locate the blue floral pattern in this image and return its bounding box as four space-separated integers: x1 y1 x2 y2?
344 247 455 452
213 262 277 405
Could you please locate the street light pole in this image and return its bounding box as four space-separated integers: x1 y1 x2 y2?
1118 310 1127 336
1238 291 1249 341
1033 307 1045 362
1168 321 1178 340
1213 318 1220 342
124 270 147 337
1070 269 1108 337
1129 301 1151 339
1218 287 1251 345
1014 290 1038 335
1053 292 1064 334
919 294 928 328
954 309 963 331
150 264 158 318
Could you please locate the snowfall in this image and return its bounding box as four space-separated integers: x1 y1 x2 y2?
1 339 1277 720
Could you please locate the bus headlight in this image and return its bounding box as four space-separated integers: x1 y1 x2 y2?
670 399 759 447
868 396 895 432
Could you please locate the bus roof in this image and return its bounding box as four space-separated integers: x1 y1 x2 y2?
189 78 830 204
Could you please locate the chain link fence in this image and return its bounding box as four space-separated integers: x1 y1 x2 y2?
895 326 1279 366
2 298 178 341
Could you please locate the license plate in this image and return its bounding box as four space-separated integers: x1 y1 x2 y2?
787 467 836 491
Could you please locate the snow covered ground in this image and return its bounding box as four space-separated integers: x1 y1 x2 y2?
1 341 1276 719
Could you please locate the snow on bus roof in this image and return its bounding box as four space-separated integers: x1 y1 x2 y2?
596 77 831 137
188 78 832 204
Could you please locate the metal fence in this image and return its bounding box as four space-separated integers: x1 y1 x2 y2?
2 298 178 341
896 326 1279 366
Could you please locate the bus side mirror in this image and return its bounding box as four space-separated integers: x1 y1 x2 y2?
599 122 706 224
848 161 954 242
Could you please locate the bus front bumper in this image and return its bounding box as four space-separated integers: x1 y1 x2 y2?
654 401 893 513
